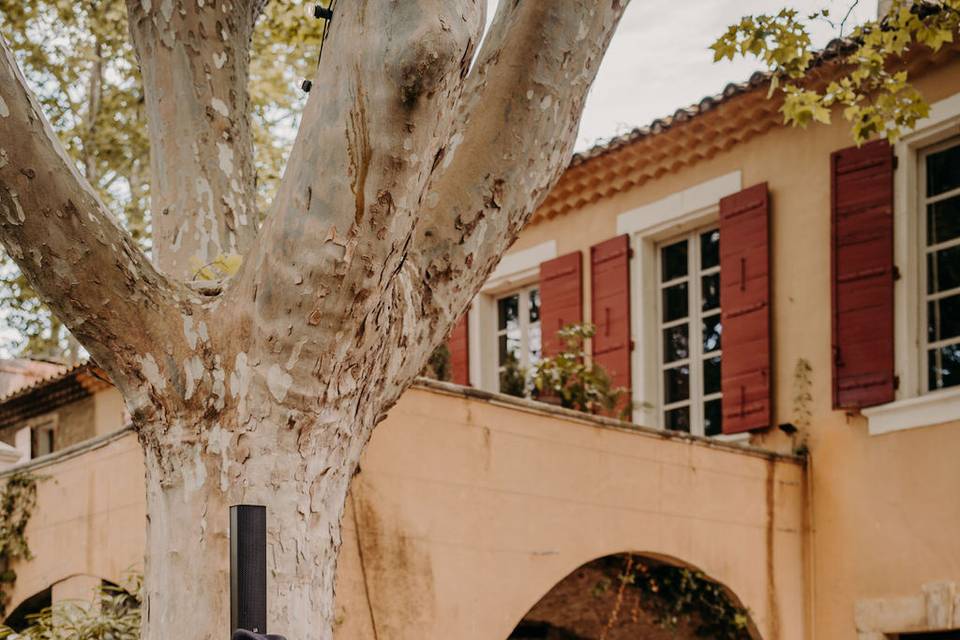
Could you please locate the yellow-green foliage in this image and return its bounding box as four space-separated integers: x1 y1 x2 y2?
713 1 960 144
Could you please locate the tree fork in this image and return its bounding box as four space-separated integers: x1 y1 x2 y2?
0 1 630 637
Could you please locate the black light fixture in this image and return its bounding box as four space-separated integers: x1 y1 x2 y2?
301 2 336 93
778 422 798 435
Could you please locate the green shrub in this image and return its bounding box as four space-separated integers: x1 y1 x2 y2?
531 324 629 419
0 574 141 639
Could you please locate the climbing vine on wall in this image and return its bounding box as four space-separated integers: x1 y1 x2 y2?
0 473 39 618
791 358 814 456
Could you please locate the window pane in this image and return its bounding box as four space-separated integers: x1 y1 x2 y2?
928 245 960 294
700 229 720 270
662 283 689 322
498 294 519 331
928 344 960 391
701 273 720 312
499 332 521 366
926 143 960 198
703 315 722 353
928 293 960 343
665 407 690 433
529 288 541 323
927 196 960 246
661 240 688 282
663 365 690 404
499 354 527 397
529 322 542 363
704 356 722 395
663 324 689 363
704 399 723 437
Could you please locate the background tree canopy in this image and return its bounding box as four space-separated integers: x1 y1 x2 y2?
0 0 323 359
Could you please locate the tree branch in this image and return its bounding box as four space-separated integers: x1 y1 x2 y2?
224 0 485 394
402 0 629 375
0 33 192 404
126 0 264 278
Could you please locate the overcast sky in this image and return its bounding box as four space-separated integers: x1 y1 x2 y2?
488 1 878 151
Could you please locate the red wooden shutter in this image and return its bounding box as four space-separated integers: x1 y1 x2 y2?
831 140 895 409
539 252 583 356
449 312 470 386
720 183 772 434
590 235 632 400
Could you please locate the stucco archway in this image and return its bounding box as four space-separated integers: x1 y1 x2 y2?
4 585 51 631
504 552 761 640
4 573 126 631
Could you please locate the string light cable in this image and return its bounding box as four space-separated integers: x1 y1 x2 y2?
302 0 338 92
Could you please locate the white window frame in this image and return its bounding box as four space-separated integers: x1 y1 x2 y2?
473 241 556 392
918 138 960 393
656 227 723 436
24 415 57 458
617 171 742 435
864 93 960 435
494 284 542 394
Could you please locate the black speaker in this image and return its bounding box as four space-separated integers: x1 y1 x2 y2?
230 505 267 636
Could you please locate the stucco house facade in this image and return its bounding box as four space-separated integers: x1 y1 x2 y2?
0 26 958 640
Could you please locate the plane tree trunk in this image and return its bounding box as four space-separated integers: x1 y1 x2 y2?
0 1 628 638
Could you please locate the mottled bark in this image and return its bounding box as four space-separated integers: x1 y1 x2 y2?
0 34 192 397
408 2 628 365
0 1 629 638
142 401 369 640
82 41 103 184
126 0 262 278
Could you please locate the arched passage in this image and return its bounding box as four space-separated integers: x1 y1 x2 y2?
506 553 760 640
5 585 51 631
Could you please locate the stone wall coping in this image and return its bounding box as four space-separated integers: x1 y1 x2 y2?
0 379 804 479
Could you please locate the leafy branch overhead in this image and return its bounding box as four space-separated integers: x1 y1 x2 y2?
713 0 960 142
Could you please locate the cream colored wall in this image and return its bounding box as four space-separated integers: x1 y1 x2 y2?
0 387 127 458
56 395 96 450
503 60 960 639
0 399 97 452
8 432 145 608
4 386 805 640
93 387 127 436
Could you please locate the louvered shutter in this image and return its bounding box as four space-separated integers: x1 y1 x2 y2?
449 312 470 386
590 235 632 401
720 183 772 434
831 140 895 409
540 252 583 356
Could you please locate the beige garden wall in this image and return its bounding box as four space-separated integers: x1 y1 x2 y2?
5 384 804 639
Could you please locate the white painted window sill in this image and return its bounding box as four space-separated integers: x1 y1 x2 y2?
863 387 960 436
712 432 751 444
